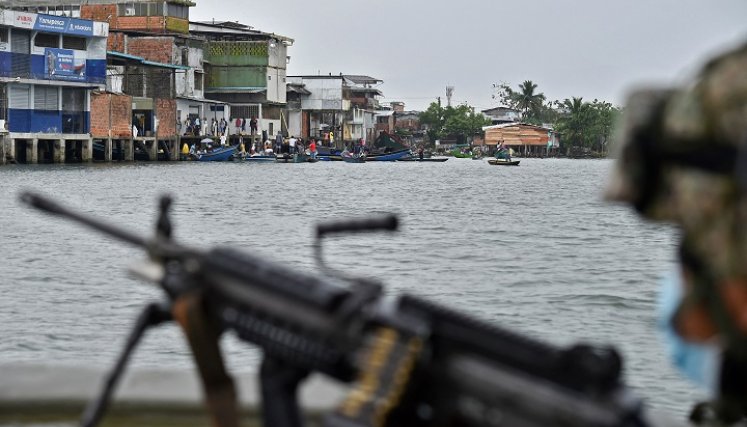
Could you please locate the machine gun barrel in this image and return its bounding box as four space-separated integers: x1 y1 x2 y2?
20 192 149 248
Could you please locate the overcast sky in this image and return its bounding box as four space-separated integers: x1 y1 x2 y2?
192 1 747 111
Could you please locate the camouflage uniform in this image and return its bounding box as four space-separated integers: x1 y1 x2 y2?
607 41 747 423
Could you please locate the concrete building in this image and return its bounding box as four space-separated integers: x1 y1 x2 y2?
80 0 221 158
7 0 225 161
0 8 107 163
286 74 383 146
482 106 520 125
190 20 293 141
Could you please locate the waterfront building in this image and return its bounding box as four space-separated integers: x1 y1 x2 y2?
79 0 223 158
285 81 310 139
0 8 107 163
7 0 227 161
190 20 293 142
286 74 383 146
394 110 421 133
481 106 520 125
482 122 559 156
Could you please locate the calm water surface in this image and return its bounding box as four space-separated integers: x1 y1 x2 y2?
0 158 703 417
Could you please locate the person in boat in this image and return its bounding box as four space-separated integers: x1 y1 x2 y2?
496 139 511 161
263 140 274 155
607 39 747 424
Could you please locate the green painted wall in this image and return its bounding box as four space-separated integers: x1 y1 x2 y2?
205 41 269 89
206 66 267 88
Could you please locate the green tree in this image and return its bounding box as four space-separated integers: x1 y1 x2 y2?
419 101 448 142
553 97 621 153
419 101 491 144
493 80 547 124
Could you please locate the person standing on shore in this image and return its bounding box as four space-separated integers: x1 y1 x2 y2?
194 117 201 136
288 135 297 154
309 138 317 159
274 132 282 153
250 116 257 136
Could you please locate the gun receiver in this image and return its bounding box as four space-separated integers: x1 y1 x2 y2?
20 191 649 427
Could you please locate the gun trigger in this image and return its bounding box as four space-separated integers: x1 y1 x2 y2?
127 260 165 284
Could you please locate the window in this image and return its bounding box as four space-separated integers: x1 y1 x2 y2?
181 48 189 66
135 3 149 16
62 36 86 50
152 3 164 15
61 88 84 111
195 72 203 91
167 4 188 19
0 28 8 43
119 3 135 16
34 86 59 111
34 33 59 48
268 75 271 80
10 85 30 109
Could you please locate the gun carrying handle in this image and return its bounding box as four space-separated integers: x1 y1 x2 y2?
172 293 239 427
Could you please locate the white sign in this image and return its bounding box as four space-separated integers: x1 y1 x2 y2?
14 12 36 29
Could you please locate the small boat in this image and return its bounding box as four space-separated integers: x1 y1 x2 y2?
275 152 312 163
488 159 520 166
397 157 449 162
242 154 276 162
316 147 343 161
365 149 411 162
192 145 237 162
449 149 472 159
341 150 365 163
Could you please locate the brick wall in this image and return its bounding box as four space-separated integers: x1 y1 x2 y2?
108 32 126 53
128 37 175 64
116 16 168 33
81 4 117 26
90 92 133 138
155 99 177 138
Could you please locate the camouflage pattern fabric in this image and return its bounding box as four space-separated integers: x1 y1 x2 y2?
607 41 747 343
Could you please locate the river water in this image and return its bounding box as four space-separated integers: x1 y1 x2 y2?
0 158 703 418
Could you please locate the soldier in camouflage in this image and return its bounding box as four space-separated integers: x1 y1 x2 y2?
607 41 747 424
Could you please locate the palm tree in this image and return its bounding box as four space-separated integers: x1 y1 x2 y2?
507 80 546 123
557 97 593 148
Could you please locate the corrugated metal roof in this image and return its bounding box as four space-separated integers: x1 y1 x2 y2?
204 87 266 94
107 51 190 70
482 122 552 131
343 75 382 85
349 87 382 95
286 84 311 95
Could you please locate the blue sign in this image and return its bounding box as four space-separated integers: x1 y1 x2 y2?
45 48 86 81
34 15 93 37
